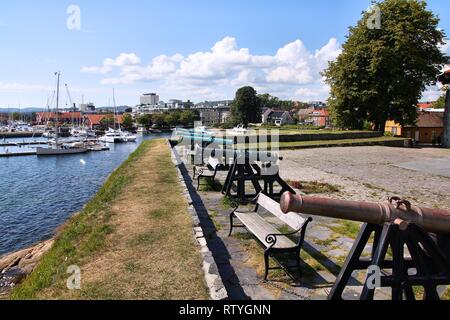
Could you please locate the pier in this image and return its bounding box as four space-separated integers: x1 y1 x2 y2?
0 141 48 147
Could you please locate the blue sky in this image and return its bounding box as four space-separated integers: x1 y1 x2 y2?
0 0 449 108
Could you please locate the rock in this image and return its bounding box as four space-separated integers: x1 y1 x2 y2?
0 239 54 295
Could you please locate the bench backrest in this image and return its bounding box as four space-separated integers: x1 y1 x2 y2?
257 193 307 230
208 157 221 169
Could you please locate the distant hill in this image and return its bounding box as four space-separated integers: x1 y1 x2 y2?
0 107 46 113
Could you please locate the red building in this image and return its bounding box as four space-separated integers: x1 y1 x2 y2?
417 102 434 110
309 109 331 127
36 112 82 125
83 114 123 129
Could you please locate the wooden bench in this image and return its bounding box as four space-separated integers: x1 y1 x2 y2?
193 156 224 191
229 193 312 280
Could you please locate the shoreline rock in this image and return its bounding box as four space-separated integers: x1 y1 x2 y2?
0 239 54 298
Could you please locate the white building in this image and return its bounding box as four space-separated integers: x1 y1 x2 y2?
79 102 96 113
140 93 159 106
168 99 184 109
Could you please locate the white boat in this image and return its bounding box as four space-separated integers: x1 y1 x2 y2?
36 72 88 156
99 128 124 143
137 127 148 134
230 124 249 135
36 145 88 155
120 131 137 142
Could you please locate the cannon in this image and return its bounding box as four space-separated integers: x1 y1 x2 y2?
280 192 450 300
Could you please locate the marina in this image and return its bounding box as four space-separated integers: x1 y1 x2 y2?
0 133 170 256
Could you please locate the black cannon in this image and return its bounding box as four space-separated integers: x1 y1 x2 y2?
281 192 450 300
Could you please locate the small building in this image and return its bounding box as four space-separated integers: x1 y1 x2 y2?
309 109 331 127
297 107 315 124
385 111 444 144
418 102 434 110
84 114 124 130
79 103 96 113
197 107 231 126
36 112 82 125
262 109 295 126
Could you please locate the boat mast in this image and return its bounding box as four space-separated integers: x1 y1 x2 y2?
113 88 119 131
55 72 60 144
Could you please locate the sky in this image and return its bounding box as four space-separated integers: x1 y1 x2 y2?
0 0 449 108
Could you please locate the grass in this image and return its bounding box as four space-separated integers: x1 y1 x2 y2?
10 139 209 300
287 180 340 194
329 220 362 240
198 178 223 192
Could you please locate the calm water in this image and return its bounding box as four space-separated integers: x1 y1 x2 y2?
0 134 170 256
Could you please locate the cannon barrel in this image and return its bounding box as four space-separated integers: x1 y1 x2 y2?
280 192 450 235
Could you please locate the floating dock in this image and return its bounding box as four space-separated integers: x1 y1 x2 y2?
0 151 37 157
0 141 48 147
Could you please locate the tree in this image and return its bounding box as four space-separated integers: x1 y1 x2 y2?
100 115 115 129
432 94 446 109
258 94 280 110
323 0 447 131
258 93 294 111
165 112 180 127
179 110 198 126
122 113 133 131
137 114 152 128
231 86 262 127
152 113 166 128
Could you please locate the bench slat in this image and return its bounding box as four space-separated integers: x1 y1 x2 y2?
234 211 295 249
208 157 221 169
257 193 306 230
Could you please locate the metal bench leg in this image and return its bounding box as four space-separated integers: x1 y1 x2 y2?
197 176 202 191
296 251 302 277
264 249 270 281
229 212 235 236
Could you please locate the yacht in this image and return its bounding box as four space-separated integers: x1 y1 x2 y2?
137 127 148 134
99 128 124 143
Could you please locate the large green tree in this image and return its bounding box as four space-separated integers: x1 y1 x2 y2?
231 86 262 127
432 93 446 109
121 113 133 131
323 0 447 131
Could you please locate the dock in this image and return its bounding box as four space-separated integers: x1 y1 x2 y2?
0 141 48 147
0 151 37 157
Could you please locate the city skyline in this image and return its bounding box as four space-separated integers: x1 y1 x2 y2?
0 0 449 108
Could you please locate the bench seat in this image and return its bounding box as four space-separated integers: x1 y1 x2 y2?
229 193 312 280
234 211 295 249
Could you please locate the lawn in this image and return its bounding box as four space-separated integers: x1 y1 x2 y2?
10 139 209 300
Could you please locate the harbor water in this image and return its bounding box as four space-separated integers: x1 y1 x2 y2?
0 134 170 256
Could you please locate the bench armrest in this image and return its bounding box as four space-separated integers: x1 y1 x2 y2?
265 217 313 248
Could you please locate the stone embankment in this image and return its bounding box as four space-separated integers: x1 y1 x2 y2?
0 240 54 297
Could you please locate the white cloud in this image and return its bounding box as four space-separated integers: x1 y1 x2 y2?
82 36 343 101
81 53 141 74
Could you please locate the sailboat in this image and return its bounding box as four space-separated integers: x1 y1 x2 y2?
36 72 88 156
99 89 137 143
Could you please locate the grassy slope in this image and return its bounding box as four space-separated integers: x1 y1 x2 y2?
11 139 209 300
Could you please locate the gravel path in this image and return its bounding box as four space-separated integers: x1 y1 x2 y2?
280 146 450 210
